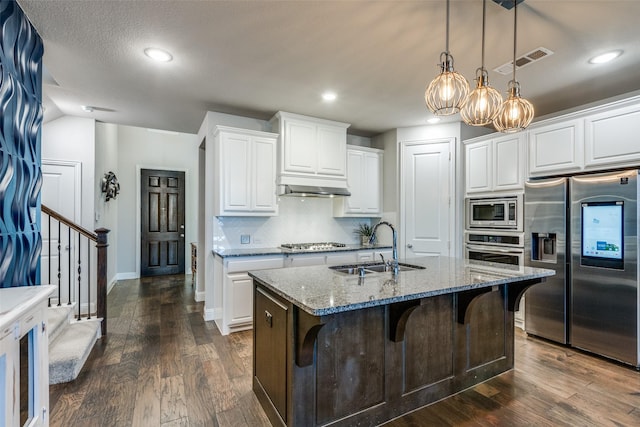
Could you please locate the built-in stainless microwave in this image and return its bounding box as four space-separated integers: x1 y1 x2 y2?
466 195 523 231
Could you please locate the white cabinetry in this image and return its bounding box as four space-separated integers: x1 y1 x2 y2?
285 251 359 267
357 248 393 263
334 146 383 217
215 256 284 335
528 119 584 176
214 126 278 216
0 286 54 427
584 103 640 170
270 112 350 189
465 133 525 195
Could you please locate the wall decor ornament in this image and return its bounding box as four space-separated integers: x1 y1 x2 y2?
101 171 120 201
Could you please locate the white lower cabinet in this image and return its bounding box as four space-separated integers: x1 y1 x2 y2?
215 248 393 335
357 249 393 263
215 256 284 335
0 286 55 427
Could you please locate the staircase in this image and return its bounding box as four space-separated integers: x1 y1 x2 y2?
47 305 102 384
41 204 110 384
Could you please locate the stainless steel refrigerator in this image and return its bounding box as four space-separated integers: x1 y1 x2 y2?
524 177 570 344
525 170 639 367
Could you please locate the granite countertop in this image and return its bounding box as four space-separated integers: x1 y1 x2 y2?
213 244 392 258
248 256 555 316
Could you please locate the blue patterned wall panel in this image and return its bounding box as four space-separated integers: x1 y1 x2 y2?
0 0 43 288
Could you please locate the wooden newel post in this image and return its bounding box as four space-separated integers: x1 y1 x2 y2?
95 228 110 337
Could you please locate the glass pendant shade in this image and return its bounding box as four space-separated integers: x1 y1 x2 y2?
425 52 470 115
493 80 534 133
460 68 502 126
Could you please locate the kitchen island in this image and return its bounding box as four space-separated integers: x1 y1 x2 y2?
249 256 554 427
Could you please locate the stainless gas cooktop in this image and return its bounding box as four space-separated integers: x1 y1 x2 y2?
280 242 346 251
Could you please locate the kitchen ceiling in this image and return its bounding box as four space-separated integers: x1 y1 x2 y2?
17 0 640 137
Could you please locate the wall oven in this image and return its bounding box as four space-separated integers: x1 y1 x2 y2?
466 195 523 231
465 231 524 266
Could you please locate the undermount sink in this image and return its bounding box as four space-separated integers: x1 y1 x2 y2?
329 262 425 275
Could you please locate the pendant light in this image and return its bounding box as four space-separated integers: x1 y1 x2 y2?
494 0 534 133
425 0 469 116
460 0 503 126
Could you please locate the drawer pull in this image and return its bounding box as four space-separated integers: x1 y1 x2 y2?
265 310 273 327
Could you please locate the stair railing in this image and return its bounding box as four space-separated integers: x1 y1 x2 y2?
41 204 109 336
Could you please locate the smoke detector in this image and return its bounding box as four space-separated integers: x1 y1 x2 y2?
494 47 554 75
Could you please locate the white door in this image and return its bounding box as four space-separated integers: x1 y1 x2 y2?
402 140 453 258
40 161 81 299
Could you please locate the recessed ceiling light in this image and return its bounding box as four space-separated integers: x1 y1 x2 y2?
144 47 173 62
589 50 622 64
322 92 337 102
81 105 94 112
427 117 441 124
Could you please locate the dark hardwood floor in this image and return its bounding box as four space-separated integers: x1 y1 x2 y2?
49 275 640 426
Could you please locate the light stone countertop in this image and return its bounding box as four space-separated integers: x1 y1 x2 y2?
213 244 392 258
248 256 555 316
0 285 56 329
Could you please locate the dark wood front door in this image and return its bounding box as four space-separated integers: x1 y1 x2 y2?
141 169 185 276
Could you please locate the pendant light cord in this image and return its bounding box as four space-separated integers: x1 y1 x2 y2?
481 0 486 70
445 0 450 54
512 0 518 81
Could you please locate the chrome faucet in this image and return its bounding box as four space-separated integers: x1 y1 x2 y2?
369 221 398 275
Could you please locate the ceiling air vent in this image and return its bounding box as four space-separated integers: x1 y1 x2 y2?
494 47 554 75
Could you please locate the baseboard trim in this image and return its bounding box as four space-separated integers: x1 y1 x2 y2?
107 277 118 294
195 290 206 302
203 308 216 321
116 272 138 281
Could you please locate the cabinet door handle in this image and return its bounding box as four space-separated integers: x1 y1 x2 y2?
407 244 413 249
265 310 273 327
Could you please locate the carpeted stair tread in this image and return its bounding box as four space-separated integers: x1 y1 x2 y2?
49 320 100 384
47 305 74 344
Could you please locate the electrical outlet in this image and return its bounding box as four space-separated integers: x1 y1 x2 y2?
240 234 250 244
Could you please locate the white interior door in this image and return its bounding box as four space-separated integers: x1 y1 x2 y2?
401 140 453 258
40 161 81 295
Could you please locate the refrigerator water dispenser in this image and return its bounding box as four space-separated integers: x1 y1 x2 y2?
532 233 557 263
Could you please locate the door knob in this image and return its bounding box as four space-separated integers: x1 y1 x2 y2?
407 244 413 249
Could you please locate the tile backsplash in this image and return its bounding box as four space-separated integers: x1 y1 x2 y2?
214 197 372 248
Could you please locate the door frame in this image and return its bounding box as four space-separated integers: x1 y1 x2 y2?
135 164 190 279
399 138 457 259
41 159 82 221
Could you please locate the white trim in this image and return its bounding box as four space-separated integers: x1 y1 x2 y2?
41 159 82 222
136 165 190 279
116 272 138 280
195 290 206 302
203 307 219 321
107 277 118 294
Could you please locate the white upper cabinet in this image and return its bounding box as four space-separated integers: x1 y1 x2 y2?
334 146 383 217
214 126 278 216
465 140 492 194
529 119 584 176
465 133 525 195
584 103 640 169
271 111 350 188
282 118 316 173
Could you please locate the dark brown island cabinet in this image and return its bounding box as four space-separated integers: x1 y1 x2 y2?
249 257 554 427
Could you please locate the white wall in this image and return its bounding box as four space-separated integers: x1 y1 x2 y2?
41 116 96 229
116 125 199 277
95 122 119 289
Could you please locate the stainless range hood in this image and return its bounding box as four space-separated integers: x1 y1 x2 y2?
278 184 351 198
